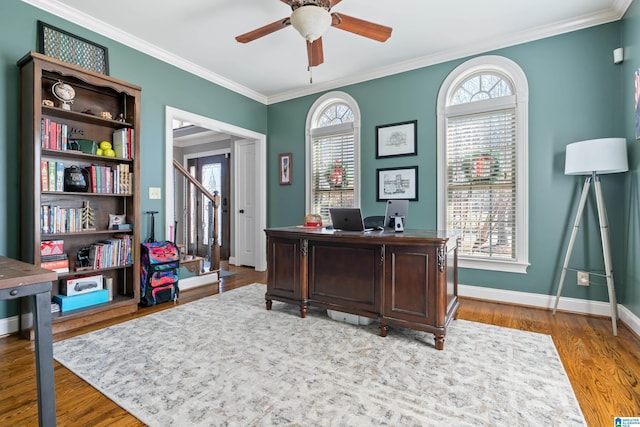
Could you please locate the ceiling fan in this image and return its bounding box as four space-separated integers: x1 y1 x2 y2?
235 0 392 70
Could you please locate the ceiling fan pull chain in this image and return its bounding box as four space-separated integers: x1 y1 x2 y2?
309 66 313 84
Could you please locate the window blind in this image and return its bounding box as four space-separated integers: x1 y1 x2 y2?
311 132 355 223
446 108 516 260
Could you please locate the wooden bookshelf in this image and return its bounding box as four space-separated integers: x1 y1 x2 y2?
18 51 141 336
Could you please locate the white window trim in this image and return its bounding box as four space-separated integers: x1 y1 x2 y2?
437 56 530 274
305 91 361 213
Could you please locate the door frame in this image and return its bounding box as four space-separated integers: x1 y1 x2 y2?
164 106 267 271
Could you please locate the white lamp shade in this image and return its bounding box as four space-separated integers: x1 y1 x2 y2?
565 138 629 175
290 5 332 42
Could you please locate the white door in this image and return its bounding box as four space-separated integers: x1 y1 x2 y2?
236 140 256 267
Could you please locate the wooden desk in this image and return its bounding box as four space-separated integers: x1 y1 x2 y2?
0 257 57 426
265 227 459 350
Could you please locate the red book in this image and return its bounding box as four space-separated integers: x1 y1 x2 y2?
40 258 69 271
40 160 48 191
90 165 97 193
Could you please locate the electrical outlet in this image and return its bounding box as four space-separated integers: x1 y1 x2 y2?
149 187 161 200
577 271 590 286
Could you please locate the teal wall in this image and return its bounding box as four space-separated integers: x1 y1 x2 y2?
268 22 632 305
0 0 267 318
622 0 640 318
1 0 637 320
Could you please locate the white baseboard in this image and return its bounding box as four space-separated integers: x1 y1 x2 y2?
179 274 219 291
2 285 638 338
459 284 640 337
620 305 640 338
0 316 20 338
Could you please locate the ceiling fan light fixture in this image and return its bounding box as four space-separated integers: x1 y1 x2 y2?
290 5 331 42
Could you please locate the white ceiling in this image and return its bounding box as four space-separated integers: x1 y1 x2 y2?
26 0 630 104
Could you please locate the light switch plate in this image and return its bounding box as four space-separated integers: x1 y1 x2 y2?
149 187 161 200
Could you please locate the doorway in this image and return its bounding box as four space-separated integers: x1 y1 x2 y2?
164 106 267 271
187 154 230 260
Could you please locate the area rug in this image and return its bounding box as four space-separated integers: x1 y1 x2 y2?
53 284 586 426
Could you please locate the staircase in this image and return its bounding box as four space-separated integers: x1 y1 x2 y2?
173 160 221 292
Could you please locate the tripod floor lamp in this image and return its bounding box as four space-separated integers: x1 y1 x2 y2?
553 138 628 336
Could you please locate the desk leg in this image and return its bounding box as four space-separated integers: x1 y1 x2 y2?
379 323 388 337
300 304 308 318
434 334 445 351
33 291 56 427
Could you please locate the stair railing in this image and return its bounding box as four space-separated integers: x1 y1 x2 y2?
173 159 220 272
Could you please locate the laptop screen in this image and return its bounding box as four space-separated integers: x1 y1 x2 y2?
329 208 368 231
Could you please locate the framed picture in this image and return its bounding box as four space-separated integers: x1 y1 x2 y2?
279 153 292 185
376 120 417 158
37 21 109 75
377 166 418 201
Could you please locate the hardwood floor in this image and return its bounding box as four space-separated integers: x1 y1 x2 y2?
0 264 638 426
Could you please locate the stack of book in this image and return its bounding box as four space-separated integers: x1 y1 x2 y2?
40 239 69 273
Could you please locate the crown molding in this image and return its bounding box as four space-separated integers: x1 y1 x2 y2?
267 3 631 104
21 0 268 104
23 0 631 106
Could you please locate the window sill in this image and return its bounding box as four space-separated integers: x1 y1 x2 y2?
459 257 529 274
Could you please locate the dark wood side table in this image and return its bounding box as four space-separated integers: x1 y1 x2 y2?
0 256 57 426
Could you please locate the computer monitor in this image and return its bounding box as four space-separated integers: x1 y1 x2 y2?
383 199 409 228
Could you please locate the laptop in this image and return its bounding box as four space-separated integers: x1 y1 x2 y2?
329 208 373 232
383 199 409 228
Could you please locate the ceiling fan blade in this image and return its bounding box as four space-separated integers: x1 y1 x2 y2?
236 17 291 43
331 13 392 42
307 38 324 67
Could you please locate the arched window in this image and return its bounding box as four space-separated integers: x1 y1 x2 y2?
306 92 361 225
437 56 529 273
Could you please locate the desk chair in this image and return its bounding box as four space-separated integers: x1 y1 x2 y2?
364 216 385 229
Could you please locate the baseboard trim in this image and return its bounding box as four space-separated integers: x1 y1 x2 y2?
459 284 640 337
0 316 19 338
179 274 219 291
1 285 638 338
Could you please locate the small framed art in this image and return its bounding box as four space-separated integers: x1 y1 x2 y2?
37 20 110 75
279 153 292 185
376 166 418 201
376 120 417 158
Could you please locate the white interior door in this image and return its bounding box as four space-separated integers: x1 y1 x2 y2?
236 140 256 267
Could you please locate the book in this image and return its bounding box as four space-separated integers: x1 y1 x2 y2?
89 165 97 193
40 258 69 272
113 128 128 159
40 160 48 191
48 161 56 191
55 161 64 192
41 118 51 149
41 253 67 261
